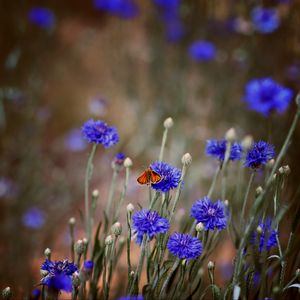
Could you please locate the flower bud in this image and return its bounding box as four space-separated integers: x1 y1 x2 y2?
44 248 51 260
111 222 122 236
2 287 12 300
208 261 215 270
130 271 135 277
163 117 174 129
242 135 253 150
92 189 99 198
196 222 205 232
272 286 280 294
279 165 291 175
127 203 134 213
198 268 204 276
181 153 192 166
72 271 81 288
267 159 275 169
181 259 187 266
224 200 229 207
255 186 263 196
256 226 263 234
225 128 237 142
75 240 85 255
105 235 113 246
40 270 49 277
296 268 300 278
83 238 88 245
124 157 133 168
69 217 76 226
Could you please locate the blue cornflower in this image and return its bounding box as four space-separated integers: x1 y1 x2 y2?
31 289 41 299
22 207 45 229
244 78 293 116
93 0 139 19
132 209 170 245
150 161 182 193
251 7 280 34
191 197 227 231
83 260 94 271
116 296 144 300
28 7 56 29
41 260 78 292
114 152 125 165
188 40 217 62
251 218 278 252
167 233 203 260
244 141 275 169
65 129 87 152
206 139 243 161
153 0 180 9
81 119 119 148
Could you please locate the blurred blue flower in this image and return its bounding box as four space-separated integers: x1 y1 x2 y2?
206 139 243 162
93 0 139 19
245 141 275 169
188 40 217 62
65 129 87 152
165 20 185 43
89 97 107 116
251 218 278 252
22 207 45 229
153 0 180 9
150 161 182 193
31 289 41 299
286 63 300 81
244 78 293 116
132 209 170 245
114 152 125 166
167 233 203 260
251 7 280 34
191 197 227 231
0 177 17 199
41 260 78 292
116 296 144 300
81 119 119 148
83 260 94 271
28 7 56 29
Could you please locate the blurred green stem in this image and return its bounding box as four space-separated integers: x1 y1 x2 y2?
159 127 169 161
208 164 221 198
106 166 119 218
241 172 255 223
84 144 97 247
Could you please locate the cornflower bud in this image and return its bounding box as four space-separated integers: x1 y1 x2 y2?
75 240 85 255
72 271 81 288
124 157 133 168
111 222 122 236
242 135 253 150
208 261 215 270
105 235 113 246
255 186 263 196
44 248 51 260
225 128 237 142
256 226 263 234
92 189 99 198
224 200 229 207
69 217 76 226
196 222 205 232
181 153 192 166
163 117 174 129
267 159 275 169
127 203 134 213
2 287 12 300
279 165 291 175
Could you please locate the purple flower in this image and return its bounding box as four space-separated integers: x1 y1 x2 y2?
206 139 243 161
251 7 280 34
188 40 217 62
65 129 87 152
41 260 78 292
22 207 45 229
81 119 119 148
28 7 56 29
244 78 294 116
116 296 144 300
167 233 203 260
114 152 125 166
83 260 94 271
150 161 182 193
132 209 170 245
191 197 227 231
88 97 107 116
244 141 275 169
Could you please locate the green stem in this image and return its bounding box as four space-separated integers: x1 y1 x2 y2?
127 212 132 279
159 128 169 161
207 164 221 198
114 166 130 221
84 144 97 246
241 172 255 223
106 167 119 217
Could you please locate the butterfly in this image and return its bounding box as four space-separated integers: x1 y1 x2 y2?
137 168 162 185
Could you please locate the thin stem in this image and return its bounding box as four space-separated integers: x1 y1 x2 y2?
241 172 255 222
114 166 130 221
159 258 180 298
106 167 119 217
159 128 168 161
207 164 221 198
126 211 132 278
84 144 97 245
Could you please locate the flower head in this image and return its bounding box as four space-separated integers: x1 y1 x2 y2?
188 40 216 62
40 260 78 292
65 129 87 152
93 0 139 19
251 218 278 252
132 209 170 245
251 7 280 34
28 7 56 29
83 260 94 271
191 197 227 231
245 141 275 169
244 78 293 116
22 207 45 229
81 119 119 148
114 152 125 165
167 233 203 260
206 139 243 161
150 161 181 193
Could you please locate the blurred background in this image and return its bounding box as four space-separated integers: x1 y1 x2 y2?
1 0 300 297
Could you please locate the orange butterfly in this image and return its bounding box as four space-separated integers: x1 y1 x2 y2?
137 168 162 185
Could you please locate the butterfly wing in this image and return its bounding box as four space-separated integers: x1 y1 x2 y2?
150 170 161 184
137 170 150 185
